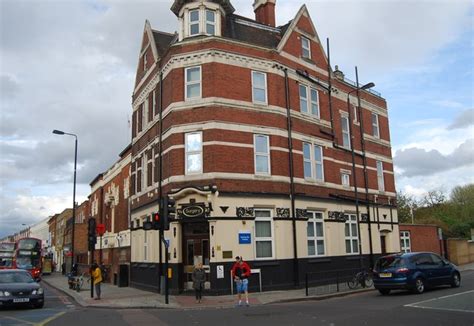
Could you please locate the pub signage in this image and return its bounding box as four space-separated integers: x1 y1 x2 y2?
178 203 209 219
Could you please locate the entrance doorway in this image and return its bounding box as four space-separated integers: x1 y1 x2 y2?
182 221 210 290
380 235 387 254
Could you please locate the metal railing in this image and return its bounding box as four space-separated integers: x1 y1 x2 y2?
305 267 371 296
342 77 382 97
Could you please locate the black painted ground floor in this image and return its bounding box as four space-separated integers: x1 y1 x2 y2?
130 253 389 295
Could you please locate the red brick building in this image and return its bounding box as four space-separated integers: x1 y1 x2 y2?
74 200 90 265
399 224 443 256
90 145 131 284
130 0 399 293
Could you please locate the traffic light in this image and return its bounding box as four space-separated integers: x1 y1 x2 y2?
162 196 175 231
152 212 161 230
87 218 97 251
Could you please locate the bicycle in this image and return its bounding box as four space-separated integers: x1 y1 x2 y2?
71 273 86 292
347 270 373 289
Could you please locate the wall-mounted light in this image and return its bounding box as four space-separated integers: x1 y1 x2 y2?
242 220 246 225
211 225 214 236
211 246 215 258
173 227 176 238
173 248 176 259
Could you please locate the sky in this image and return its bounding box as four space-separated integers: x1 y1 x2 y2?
0 0 473 238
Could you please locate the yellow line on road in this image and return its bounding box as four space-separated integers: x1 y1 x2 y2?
37 311 66 326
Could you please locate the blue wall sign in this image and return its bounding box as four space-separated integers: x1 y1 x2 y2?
239 232 251 244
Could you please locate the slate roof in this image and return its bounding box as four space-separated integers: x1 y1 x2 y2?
152 31 176 57
171 0 235 16
224 14 283 49
151 11 293 57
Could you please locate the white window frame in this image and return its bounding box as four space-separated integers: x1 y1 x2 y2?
146 148 153 188
141 156 145 192
189 9 200 36
152 90 156 118
376 161 385 192
341 115 351 148
254 134 271 175
400 231 411 253
372 112 380 138
254 209 274 260
301 36 311 59
143 53 147 71
303 142 312 179
353 105 359 124
341 171 350 188
307 211 325 257
299 84 320 117
303 142 324 182
205 9 216 35
251 71 267 104
143 99 148 127
345 214 359 254
185 66 202 100
185 131 203 175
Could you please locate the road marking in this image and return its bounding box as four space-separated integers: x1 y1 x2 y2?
405 289 474 307
0 315 35 325
404 305 474 314
37 311 67 326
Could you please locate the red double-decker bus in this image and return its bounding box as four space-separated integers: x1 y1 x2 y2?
15 238 42 281
0 242 16 269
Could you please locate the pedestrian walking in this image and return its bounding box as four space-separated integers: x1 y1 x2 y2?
192 263 206 303
231 256 251 307
91 262 103 300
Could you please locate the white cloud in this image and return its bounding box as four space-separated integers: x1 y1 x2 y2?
0 0 472 238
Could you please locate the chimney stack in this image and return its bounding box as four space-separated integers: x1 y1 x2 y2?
253 0 276 27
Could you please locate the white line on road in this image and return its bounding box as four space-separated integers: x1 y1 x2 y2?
404 289 474 307
405 305 474 314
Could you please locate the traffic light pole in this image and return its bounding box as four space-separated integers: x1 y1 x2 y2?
162 237 169 304
90 247 94 299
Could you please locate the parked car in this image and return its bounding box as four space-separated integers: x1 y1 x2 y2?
0 269 44 308
373 252 461 295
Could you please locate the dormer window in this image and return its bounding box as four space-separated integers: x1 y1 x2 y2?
189 10 200 36
206 10 216 35
178 3 223 41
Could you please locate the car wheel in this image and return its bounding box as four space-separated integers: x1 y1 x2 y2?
413 278 425 294
451 273 461 288
378 289 390 295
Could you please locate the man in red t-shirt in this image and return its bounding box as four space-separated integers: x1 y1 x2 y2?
231 256 251 306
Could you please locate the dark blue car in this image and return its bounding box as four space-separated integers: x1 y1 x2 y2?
373 252 461 295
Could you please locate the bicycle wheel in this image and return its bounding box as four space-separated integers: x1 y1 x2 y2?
364 275 373 287
347 276 359 289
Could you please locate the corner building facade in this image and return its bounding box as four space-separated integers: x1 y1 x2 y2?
130 0 399 293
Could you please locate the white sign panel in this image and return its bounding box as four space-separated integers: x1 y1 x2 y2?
217 265 224 279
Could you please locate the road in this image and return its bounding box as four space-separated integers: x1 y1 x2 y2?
1 270 473 326
0 281 75 326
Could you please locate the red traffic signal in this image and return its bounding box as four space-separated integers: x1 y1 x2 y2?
152 212 161 230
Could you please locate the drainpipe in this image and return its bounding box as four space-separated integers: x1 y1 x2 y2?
347 89 363 270
355 67 374 268
158 71 164 291
326 38 335 135
274 64 299 286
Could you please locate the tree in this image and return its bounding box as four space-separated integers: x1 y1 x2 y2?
396 191 419 223
421 189 446 207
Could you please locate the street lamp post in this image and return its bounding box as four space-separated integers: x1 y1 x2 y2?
53 129 78 273
346 82 375 270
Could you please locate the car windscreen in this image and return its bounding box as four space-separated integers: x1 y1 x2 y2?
0 271 35 283
376 256 406 270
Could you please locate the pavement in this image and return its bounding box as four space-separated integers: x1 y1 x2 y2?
41 261 474 310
